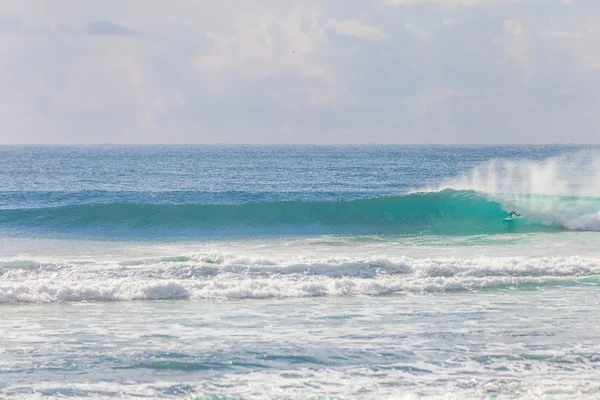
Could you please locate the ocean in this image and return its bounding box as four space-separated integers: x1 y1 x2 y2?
2 145 600 399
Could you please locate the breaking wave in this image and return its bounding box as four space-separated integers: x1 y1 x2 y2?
1 254 599 303
0 190 577 238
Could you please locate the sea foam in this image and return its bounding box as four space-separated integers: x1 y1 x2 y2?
1 254 598 303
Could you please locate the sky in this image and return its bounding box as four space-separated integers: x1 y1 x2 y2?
0 0 599 144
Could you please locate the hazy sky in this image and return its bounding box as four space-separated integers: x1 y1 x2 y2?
1 0 598 144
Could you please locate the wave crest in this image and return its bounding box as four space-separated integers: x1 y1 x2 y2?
0 190 565 237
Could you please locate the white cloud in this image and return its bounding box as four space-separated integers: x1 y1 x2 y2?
59 52 146 111
53 48 183 130
408 88 456 111
385 0 535 8
1 0 600 144
265 86 355 109
194 9 349 108
404 23 431 40
442 18 458 27
494 20 536 81
583 56 600 70
539 30 584 39
194 12 330 80
325 18 388 42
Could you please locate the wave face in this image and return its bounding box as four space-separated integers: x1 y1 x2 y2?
0 189 567 238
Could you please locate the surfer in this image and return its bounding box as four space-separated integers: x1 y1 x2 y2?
503 211 521 227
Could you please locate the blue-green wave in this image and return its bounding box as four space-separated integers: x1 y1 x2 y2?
0 189 565 238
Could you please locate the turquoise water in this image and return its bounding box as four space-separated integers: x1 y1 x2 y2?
2 145 600 399
0 190 570 237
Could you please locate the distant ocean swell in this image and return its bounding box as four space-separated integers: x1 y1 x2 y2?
1 255 599 303
2 189 589 238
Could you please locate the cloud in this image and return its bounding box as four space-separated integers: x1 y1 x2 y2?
583 56 600 70
538 30 584 39
385 0 535 8
83 20 138 36
0 18 56 35
194 11 330 80
404 23 431 40
1 0 600 144
194 9 350 108
442 18 458 27
494 20 536 81
408 88 456 111
325 18 388 42
0 18 138 37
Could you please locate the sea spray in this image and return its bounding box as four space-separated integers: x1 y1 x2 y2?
436 150 600 231
439 150 600 196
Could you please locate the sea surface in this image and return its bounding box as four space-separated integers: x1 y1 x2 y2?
2 145 600 399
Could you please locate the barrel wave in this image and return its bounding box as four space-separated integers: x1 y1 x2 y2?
0 189 564 238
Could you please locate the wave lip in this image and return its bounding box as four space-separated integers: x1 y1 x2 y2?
0 190 566 238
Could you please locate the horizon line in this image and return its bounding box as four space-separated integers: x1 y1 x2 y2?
0 143 597 147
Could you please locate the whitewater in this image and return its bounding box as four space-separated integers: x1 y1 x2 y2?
2 145 600 400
